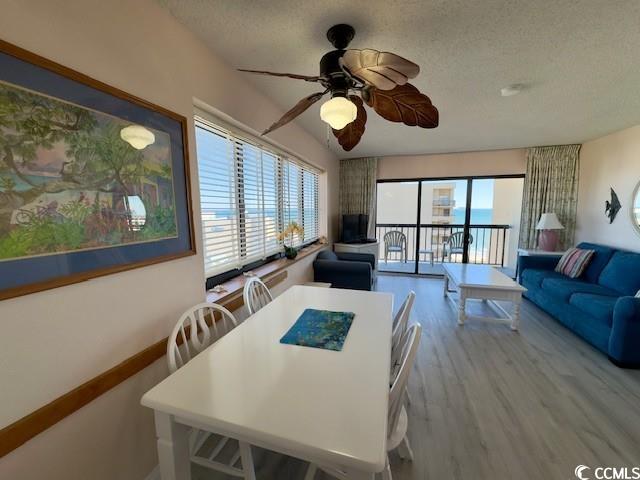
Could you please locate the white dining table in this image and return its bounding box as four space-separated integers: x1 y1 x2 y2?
141 285 394 480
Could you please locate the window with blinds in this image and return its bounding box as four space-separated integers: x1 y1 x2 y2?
195 117 320 280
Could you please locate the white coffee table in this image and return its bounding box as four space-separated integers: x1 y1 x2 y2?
442 264 527 331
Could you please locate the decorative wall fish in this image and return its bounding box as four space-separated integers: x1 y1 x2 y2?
605 187 621 224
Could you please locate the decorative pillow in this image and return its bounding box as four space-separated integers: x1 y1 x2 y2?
555 247 595 279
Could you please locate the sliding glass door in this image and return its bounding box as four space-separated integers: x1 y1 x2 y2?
376 176 524 276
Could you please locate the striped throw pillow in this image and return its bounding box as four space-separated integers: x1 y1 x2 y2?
555 247 595 278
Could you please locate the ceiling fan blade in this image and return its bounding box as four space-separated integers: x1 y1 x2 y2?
364 83 438 129
341 49 420 91
262 91 326 136
332 95 367 151
238 69 321 82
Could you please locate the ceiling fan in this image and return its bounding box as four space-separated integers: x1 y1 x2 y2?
239 24 439 151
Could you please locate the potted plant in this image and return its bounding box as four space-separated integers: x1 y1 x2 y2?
277 222 304 259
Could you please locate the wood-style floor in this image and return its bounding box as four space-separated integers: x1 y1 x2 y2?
194 275 640 480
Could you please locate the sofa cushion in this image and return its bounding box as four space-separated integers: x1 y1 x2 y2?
569 293 617 326
598 251 640 296
555 247 595 278
316 250 338 261
576 242 616 283
524 285 612 353
521 268 564 287
541 277 619 301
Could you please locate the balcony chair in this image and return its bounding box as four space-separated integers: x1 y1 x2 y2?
442 231 473 262
313 250 375 291
383 230 408 263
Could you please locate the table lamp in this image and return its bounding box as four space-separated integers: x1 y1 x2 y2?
536 212 564 251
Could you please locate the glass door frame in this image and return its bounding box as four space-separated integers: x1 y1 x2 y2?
376 173 526 276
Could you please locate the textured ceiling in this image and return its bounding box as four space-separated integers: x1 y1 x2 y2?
159 0 640 159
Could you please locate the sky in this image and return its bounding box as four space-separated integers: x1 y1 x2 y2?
470 179 495 209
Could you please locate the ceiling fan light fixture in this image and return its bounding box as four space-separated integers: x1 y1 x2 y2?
320 96 357 130
120 124 155 150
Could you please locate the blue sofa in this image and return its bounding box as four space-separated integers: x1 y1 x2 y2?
518 242 640 367
313 250 375 291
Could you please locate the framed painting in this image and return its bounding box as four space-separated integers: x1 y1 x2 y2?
0 40 195 300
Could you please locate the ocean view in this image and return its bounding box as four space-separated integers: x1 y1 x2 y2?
453 207 494 225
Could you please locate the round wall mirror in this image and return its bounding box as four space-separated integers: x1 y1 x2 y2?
632 182 640 235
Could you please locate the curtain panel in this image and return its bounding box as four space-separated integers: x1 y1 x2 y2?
339 157 378 238
519 144 581 249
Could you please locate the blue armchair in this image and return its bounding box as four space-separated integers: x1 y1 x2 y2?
313 250 374 291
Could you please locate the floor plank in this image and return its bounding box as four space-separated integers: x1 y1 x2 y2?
193 275 640 479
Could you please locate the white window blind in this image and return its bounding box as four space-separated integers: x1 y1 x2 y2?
302 168 319 243
282 159 301 246
195 117 320 279
195 125 239 277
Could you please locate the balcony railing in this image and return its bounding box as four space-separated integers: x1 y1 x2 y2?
376 223 512 268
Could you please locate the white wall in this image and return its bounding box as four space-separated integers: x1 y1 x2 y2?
576 124 640 252
376 183 419 224
0 1 338 478
421 186 435 223
491 178 525 268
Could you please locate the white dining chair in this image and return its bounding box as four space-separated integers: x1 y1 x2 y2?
391 291 415 405
243 276 274 315
167 303 256 479
391 291 415 352
167 302 238 373
305 323 422 480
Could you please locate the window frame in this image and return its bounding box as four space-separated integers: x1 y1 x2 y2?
195 115 320 289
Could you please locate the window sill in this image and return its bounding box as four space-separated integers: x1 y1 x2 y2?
206 242 328 309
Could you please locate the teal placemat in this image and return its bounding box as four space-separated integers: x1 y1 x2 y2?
280 309 355 351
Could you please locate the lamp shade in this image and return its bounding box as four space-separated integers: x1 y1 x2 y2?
535 212 564 230
320 96 357 130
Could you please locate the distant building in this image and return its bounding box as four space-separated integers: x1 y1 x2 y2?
377 182 456 225
421 183 456 224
